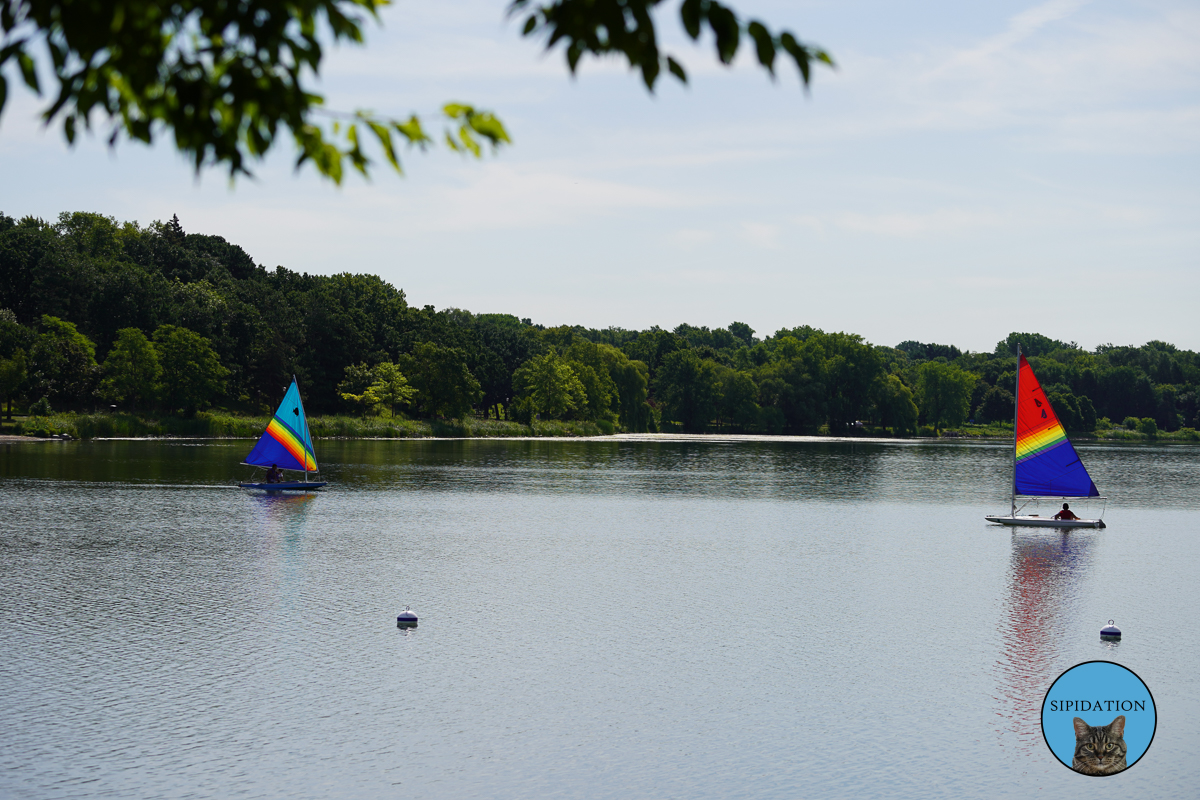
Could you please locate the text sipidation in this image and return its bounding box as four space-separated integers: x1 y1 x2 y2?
1049 700 1145 712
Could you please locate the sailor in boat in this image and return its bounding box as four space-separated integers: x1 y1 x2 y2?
1054 503 1080 521
266 464 283 484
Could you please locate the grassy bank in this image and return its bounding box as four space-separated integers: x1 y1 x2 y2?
4 412 1196 443
1093 426 1200 442
5 411 605 440
927 423 1199 443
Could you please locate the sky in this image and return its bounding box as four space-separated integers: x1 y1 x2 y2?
1 0 1197 353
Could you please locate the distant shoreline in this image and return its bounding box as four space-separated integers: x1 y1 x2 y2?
5 430 1197 445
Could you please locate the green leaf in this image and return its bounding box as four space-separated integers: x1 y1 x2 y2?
746 21 775 74
641 57 660 90
367 120 401 172
707 4 740 64
396 116 430 147
17 52 39 92
458 125 481 157
466 112 511 146
680 0 702 39
666 56 687 83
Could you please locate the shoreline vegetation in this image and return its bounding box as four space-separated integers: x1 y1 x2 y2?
3 212 1200 442
2 412 601 441
4 411 1198 444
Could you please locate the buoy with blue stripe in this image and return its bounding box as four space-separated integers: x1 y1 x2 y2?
397 606 418 628
1100 620 1121 640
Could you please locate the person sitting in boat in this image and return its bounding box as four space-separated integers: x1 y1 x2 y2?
1054 503 1080 521
266 464 283 484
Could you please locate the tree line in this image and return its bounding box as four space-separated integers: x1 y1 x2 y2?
2 212 1198 436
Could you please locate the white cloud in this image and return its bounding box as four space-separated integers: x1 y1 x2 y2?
794 209 1007 238
338 162 710 235
669 228 718 249
738 222 782 248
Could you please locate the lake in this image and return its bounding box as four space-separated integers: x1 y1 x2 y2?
2 435 1198 798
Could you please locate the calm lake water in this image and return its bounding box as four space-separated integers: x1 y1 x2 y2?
2 435 1198 799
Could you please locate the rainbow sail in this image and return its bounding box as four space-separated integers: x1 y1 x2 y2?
1014 354 1098 497
243 379 318 473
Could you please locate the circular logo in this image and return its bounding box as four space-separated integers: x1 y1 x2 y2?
1041 661 1156 776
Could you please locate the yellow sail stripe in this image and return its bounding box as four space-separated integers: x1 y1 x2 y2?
267 417 318 471
1016 421 1068 462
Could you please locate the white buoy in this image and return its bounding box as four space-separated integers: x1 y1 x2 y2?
1100 619 1121 639
396 605 418 628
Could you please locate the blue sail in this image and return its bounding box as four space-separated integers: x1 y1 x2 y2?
243 380 318 472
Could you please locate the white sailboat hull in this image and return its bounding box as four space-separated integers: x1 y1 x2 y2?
985 515 1105 529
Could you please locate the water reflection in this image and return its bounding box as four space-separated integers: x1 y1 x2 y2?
5 438 1199 509
325 439 897 501
248 493 314 609
993 530 1097 753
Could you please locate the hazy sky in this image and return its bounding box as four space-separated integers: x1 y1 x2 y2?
1 0 1197 352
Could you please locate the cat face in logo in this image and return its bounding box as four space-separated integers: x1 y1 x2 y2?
1072 715 1127 776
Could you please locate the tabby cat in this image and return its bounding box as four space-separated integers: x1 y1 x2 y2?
1071 715 1128 775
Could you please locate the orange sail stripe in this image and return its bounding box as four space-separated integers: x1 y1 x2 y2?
1016 421 1068 462
267 418 317 471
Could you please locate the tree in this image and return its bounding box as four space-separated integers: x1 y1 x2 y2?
99 328 160 411
872 374 918 435
351 362 416 417
656 349 718 432
563 339 621 422
994 333 1077 358
26 315 99 407
915 361 976 432
1048 392 1081 431
622 329 687 385
755 336 826 433
398 342 482 418
815 332 884 433
601 349 652 432
728 322 755 347
1076 395 1098 432
153 325 229 414
1 0 830 182
897 341 962 362
0 348 26 420
337 362 378 416
513 351 586 420
0 307 34 355
1155 384 1180 432
714 365 758 431
473 318 546 418
975 385 1014 425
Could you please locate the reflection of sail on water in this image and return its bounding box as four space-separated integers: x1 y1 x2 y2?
993 532 1097 753
251 494 315 608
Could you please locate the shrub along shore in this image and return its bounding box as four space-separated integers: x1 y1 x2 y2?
5 412 605 440
5 412 1197 443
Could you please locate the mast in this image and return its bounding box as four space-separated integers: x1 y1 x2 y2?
1011 344 1020 517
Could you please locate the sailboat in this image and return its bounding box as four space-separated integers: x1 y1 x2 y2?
238 377 327 491
985 347 1105 528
